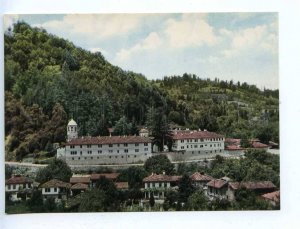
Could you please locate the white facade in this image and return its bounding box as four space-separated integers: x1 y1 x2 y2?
5 183 32 202
172 131 225 159
64 141 152 165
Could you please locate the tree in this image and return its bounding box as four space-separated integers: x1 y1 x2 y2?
113 116 132 136
149 192 155 207
118 166 147 189
144 154 174 175
5 165 13 179
146 107 173 151
36 159 72 183
187 190 208 211
79 189 107 212
26 190 44 212
178 174 195 204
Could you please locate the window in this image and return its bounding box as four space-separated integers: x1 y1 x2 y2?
91 157 93 159
97 157 99 159
115 156 118 158
135 149 139 152
8 185 11 190
124 149 128 153
13 184 16 189
109 144 113 147
121 156 124 158
117 150 119 153
109 150 113 153
144 143 148 146
190 145 193 148
85 157 87 159
80 151 82 155
78 157 80 160
144 148 148 151
187 145 189 148
181 140 184 143
214 144 216 147
87 151 92 154
128 155 130 158
109 156 112 158
98 150 102 154
134 155 137 158
195 139 198 142
70 145 75 149
182 152 184 155
181 146 184 149
194 145 198 148
192 151 194 154
200 138 204 142
87 145 91 148
117 144 120 147
80 145 82 148
54 188 57 192
98 144 102 148
72 157 74 160
200 145 203 148
145 153 147 156
124 143 128 147
210 144 212 147
159 183 161 187
135 143 139 146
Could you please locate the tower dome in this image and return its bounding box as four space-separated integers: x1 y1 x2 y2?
67 119 78 142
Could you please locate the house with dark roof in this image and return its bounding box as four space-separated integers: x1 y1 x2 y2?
142 173 182 203
227 181 277 201
190 172 214 189
5 175 33 202
40 179 72 203
206 177 231 200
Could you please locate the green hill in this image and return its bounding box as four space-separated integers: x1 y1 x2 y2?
4 22 279 161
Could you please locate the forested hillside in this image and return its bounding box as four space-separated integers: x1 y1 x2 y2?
4 22 279 161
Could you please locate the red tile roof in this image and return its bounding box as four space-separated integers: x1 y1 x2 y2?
40 179 72 189
225 145 244 150
115 182 129 189
251 141 269 148
90 173 120 181
225 138 241 145
261 190 280 203
66 136 151 146
6 176 32 185
70 176 91 184
172 130 224 140
71 183 89 190
229 181 276 190
206 179 228 189
143 174 182 182
190 172 214 182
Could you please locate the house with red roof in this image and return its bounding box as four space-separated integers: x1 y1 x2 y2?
40 179 72 203
261 190 280 207
205 177 231 200
142 173 182 203
190 172 214 189
5 175 33 202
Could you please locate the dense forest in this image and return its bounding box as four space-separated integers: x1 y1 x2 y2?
4 22 279 161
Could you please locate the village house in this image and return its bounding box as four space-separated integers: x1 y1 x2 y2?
261 190 280 207
40 179 72 203
71 183 89 196
90 172 120 188
57 119 152 165
115 182 129 190
5 175 33 202
143 173 182 203
227 181 277 201
190 172 214 189
205 177 231 200
171 130 225 159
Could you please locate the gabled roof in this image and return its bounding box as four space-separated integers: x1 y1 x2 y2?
66 135 152 145
70 176 91 184
190 172 214 182
172 130 224 140
261 190 280 203
90 173 120 181
71 183 88 190
115 182 129 190
206 179 228 189
6 176 32 185
40 179 71 189
251 141 269 148
68 119 77 126
143 174 182 182
229 181 276 190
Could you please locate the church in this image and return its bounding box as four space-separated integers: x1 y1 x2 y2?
57 119 152 165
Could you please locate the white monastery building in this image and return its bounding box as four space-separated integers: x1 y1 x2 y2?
171 130 225 159
57 119 152 165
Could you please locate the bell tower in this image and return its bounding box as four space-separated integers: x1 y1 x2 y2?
67 119 78 142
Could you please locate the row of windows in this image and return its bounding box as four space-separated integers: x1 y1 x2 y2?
180 143 221 149
7 183 32 190
70 148 149 155
180 138 223 143
145 182 168 188
44 188 57 192
180 149 223 155
71 154 147 160
70 143 149 149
